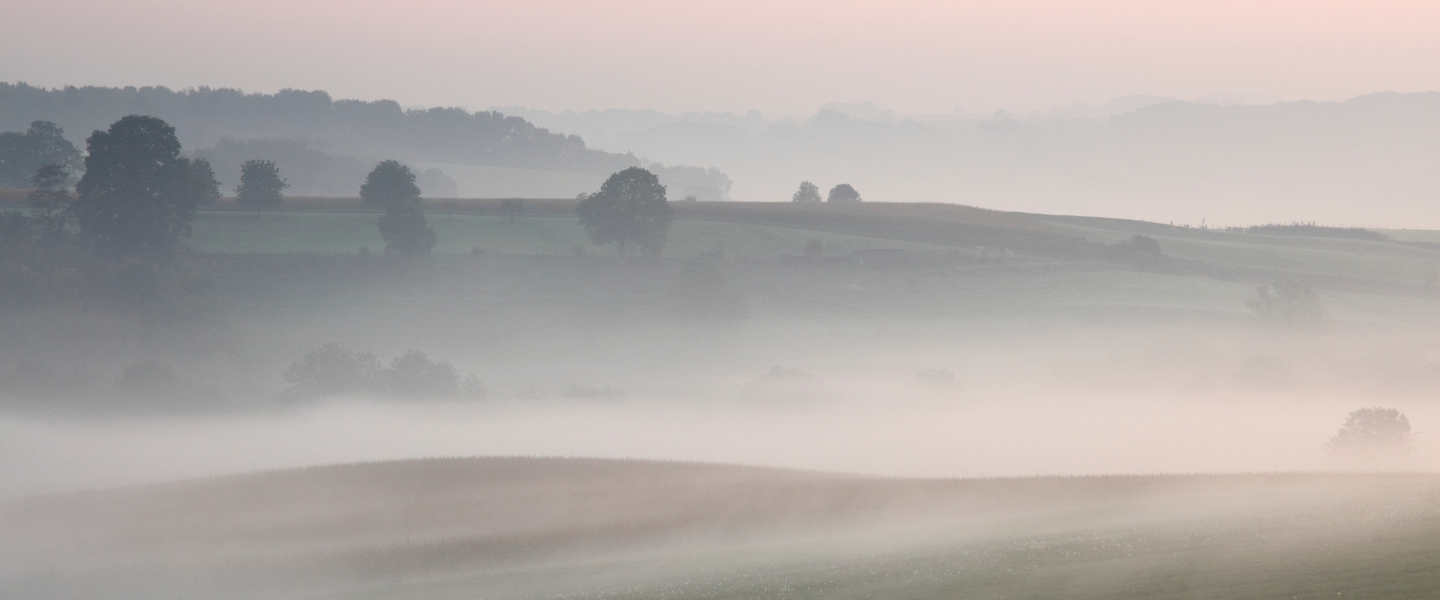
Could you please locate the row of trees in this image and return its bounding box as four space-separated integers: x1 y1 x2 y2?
791 181 861 203
7 114 690 261
5 115 442 259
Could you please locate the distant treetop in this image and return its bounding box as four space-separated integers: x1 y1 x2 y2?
792 181 821 203
236 159 287 208
360 160 421 208
827 183 861 203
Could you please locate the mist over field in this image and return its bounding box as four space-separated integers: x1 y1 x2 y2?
5 1 1440 596
503 93 1440 227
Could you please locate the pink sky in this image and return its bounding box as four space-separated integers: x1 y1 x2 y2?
5 0 1440 113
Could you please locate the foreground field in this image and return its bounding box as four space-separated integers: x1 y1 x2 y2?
3 458 1439 600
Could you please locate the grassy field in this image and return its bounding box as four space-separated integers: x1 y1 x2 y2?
190 211 959 258
5 458 1439 600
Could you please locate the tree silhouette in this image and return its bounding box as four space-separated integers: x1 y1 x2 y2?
235 159 287 209
827 183 861 203
363 160 435 257
72 116 200 259
0 120 82 187
1328 407 1412 460
188 157 222 206
792 181 821 203
28 164 72 243
360 159 421 207
577 167 673 256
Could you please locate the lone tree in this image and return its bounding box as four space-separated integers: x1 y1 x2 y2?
1245 278 1329 329
577 167 673 256
1328 407 1412 461
72 116 202 259
235 159 287 209
792 181 821 203
827 183 861 203
362 160 435 257
28 164 72 243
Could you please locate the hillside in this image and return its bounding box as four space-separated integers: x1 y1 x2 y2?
4 457 1440 600
509 92 1440 227
0 84 733 199
164 197 1440 292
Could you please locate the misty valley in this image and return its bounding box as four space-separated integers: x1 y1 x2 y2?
2 93 1440 600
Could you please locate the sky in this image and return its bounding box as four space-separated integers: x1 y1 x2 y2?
5 0 1440 115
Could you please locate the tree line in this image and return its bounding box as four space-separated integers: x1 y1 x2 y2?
0 83 733 200
3 114 691 262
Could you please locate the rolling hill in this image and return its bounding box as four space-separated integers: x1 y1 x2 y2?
4 457 1440 600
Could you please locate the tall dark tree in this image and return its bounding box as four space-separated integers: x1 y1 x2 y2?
827 183 861 203
792 181 821 203
0 121 83 187
363 160 435 256
235 159 288 209
27 164 72 243
577 167 673 256
187 157 222 206
72 116 200 259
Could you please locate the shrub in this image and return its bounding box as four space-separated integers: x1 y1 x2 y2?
1246 279 1330 329
283 344 485 400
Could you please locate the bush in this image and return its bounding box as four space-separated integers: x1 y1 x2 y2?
1246 279 1330 329
283 344 485 400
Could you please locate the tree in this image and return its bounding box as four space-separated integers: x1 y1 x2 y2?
363 160 436 256
792 181 821 203
827 184 861 203
188 157 222 206
1328 407 1412 461
235 159 287 209
28 164 72 243
577 167 673 256
72 116 200 259
283 343 382 398
380 350 461 397
360 159 421 207
0 121 83 187
1245 278 1329 329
